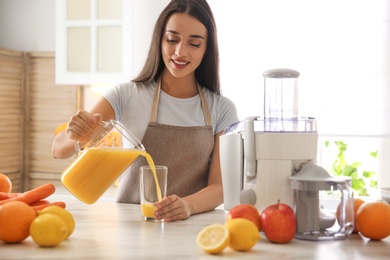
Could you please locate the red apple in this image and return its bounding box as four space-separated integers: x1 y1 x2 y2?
260 201 296 243
226 204 261 231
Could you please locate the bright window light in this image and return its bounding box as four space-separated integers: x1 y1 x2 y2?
209 0 390 193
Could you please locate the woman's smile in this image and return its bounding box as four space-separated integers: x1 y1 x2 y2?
172 58 190 69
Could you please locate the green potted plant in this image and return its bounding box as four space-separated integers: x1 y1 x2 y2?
324 140 378 197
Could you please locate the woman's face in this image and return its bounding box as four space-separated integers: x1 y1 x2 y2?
162 13 207 79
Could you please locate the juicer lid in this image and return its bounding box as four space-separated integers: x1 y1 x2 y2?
222 117 317 135
263 68 300 78
290 160 351 183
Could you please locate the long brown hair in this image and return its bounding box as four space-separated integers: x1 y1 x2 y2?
132 0 220 95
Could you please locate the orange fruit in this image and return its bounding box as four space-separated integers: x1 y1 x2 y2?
336 198 365 233
0 201 37 243
356 201 390 240
0 173 12 193
54 122 68 135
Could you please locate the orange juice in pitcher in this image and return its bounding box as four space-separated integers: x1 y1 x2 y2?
62 148 152 204
61 120 153 204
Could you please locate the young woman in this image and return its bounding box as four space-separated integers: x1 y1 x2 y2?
52 0 238 222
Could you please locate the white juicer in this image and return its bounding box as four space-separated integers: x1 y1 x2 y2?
220 68 354 240
220 68 318 212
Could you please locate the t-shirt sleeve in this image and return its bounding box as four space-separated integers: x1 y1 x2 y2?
215 96 239 134
103 82 133 122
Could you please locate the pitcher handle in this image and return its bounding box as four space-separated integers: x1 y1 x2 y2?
74 140 82 155
73 120 107 155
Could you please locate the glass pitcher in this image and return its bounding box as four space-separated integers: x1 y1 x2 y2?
61 120 145 204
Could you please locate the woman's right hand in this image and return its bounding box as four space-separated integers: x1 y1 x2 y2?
52 97 115 159
66 110 103 145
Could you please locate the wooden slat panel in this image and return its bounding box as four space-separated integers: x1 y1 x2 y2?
29 179 62 190
0 48 24 192
25 52 80 190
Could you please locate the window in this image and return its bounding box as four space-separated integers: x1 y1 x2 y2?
209 0 390 194
56 0 132 85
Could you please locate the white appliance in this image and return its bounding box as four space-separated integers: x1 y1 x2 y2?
220 68 354 240
220 68 318 212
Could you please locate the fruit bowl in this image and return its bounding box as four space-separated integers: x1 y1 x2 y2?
380 187 390 204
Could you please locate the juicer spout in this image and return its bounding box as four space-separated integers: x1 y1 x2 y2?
244 116 258 178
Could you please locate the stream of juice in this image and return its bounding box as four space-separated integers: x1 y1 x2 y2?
142 152 162 202
61 147 161 204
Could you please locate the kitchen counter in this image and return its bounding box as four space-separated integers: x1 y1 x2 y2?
1 187 390 260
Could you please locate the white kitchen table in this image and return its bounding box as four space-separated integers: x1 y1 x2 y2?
1 186 389 260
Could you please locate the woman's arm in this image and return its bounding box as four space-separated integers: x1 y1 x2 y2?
154 131 224 222
183 131 224 214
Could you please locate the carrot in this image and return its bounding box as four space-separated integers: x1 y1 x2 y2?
0 183 56 206
0 192 22 200
29 199 50 207
31 201 66 211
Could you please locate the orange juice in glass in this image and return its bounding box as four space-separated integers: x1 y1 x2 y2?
61 120 147 204
140 165 167 222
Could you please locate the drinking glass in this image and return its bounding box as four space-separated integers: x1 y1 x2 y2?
140 165 167 222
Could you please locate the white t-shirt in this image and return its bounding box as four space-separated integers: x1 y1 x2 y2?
103 80 239 143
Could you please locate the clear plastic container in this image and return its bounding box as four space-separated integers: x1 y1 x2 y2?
263 68 300 120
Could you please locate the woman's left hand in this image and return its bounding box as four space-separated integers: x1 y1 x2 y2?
153 195 192 222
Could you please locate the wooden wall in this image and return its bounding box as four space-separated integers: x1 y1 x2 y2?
0 49 81 191
0 49 24 191
25 52 81 190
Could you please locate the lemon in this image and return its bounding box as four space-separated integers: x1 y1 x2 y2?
225 218 260 251
38 206 75 238
30 213 68 247
196 223 230 254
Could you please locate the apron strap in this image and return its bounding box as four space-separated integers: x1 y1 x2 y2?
149 78 212 127
197 83 212 127
150 78 161 123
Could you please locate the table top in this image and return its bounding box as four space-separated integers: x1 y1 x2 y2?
1 187 390 260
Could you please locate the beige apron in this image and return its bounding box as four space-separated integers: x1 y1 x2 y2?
116 79 215 203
